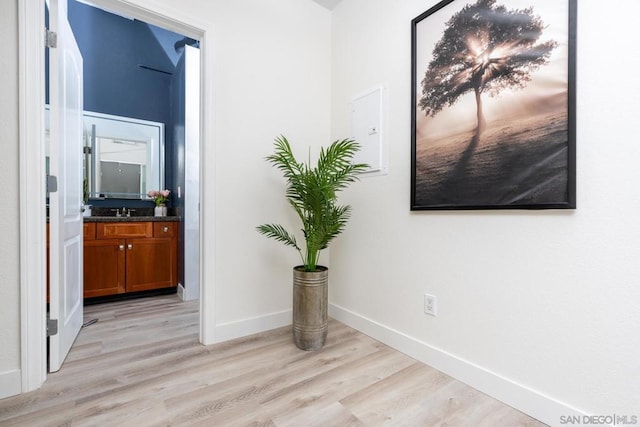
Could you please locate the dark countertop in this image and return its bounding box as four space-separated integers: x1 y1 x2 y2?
83 216 181 222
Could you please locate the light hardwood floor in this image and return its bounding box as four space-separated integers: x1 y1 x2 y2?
0 295 546 426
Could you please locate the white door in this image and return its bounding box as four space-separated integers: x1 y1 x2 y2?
48 0 84 372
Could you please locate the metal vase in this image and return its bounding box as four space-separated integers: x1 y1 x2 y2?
292 266 328 351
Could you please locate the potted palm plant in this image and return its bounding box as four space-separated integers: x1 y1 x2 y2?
257 136 368 350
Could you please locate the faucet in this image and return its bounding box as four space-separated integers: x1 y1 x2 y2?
110 207 134 217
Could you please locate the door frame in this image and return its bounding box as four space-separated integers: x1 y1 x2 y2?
18 0 217 392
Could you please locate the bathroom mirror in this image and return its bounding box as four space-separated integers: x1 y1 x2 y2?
82 111 164 199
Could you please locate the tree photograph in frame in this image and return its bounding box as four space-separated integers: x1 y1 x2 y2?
411 0 576 210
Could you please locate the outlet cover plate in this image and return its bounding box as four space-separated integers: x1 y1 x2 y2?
424 293 437 316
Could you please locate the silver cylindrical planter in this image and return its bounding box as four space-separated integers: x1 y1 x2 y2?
292 266 328 351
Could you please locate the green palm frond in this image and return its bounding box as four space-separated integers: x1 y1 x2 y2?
257 136 368 271
256 224 300 250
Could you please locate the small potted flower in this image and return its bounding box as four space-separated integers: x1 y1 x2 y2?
148 189 170 217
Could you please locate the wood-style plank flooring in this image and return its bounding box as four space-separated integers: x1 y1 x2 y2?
0 295 546 426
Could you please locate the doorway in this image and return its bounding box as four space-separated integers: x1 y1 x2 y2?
50 0 201 367
60 0 201 303
19 0 216 392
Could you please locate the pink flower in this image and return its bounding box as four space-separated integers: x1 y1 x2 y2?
148 189 170 206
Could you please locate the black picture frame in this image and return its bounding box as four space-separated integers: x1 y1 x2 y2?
411 0 576 210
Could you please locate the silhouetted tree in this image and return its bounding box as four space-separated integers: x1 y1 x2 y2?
419 0 557 136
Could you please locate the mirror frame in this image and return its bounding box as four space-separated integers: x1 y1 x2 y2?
83 110 165 200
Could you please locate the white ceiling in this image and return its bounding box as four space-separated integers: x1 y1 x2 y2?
311 0 344 11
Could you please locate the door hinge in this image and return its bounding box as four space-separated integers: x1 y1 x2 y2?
47 318 58 337
45 30 57 48
47 175 58 193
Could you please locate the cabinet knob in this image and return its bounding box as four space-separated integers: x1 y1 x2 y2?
127 243 133 250
163 226 169 233
119 244 125 251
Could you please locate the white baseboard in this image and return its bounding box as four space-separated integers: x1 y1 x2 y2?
329 303 587 427
215 309 292 343
177 282 200 302
0 369 22 399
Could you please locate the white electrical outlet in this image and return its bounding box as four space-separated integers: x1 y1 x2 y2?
424 293 437 316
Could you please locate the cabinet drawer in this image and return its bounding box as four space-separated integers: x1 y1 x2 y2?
83 222 96 240
97 222 153 239
154 222 177 238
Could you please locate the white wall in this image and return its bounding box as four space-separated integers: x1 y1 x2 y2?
0 0 22 399
206 1 332 335
329 0 640 423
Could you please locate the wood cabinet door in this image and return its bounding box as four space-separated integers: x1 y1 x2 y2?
84 239 126 298
125 237 177 292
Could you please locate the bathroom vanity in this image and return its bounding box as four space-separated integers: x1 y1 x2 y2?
82 217 179 298
45 108 183 301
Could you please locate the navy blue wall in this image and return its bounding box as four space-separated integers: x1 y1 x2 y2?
68 1 174 125
67 1 185 207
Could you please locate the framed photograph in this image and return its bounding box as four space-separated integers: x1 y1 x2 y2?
411 0 576 210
